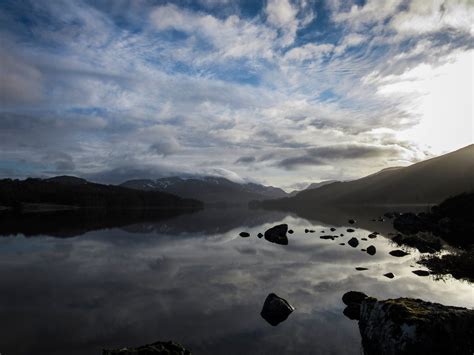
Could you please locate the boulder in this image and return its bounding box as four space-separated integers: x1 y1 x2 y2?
103 341 191 355
354 296 474 355
260 293 295 326
348 237 359 248
264 224 288 245
412 270 430 277
366 245 376 256
389 250 409 257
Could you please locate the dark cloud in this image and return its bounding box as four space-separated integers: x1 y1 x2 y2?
235 156 256 164
278 144 402 170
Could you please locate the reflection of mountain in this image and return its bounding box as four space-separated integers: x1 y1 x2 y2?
288 180 338 197
0 208 287 238
120 176 287 204
263 145 474 207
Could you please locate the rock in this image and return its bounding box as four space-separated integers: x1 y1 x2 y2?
288 229 294 234
320 235 335 240
348 237 359 247
330 227 336 231
417 249 474 282
356 267 369 271
393 212 428 234
340 233 344 236
342 291 368 305
309 229 315 233
103 341 191 355
354 295 474 355
368 233 377 239
305 228 309 233
366 245 376 256
392 233 442 253
264 224 288 245
257 233 263 238
321 230 325 233
383 272 395 279
239 232 250 237
361 238 367 241
339 243 345 245
361 249 366 252
342 291 368 321
412 270 430 277
389 250 409 257
348 219 356 224
260 293 295 326
347 228 355 233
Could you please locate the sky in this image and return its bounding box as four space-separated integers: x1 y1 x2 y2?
0 0 473 190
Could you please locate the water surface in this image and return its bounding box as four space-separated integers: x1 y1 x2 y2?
0 207 472 355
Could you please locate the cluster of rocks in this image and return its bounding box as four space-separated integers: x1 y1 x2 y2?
342 291 474 355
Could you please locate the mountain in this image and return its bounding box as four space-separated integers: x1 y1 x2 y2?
262 144 474 207
120 176 287 204
0 177 202 211
288 180 339 197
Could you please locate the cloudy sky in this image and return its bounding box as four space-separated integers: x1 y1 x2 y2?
0 0 472 189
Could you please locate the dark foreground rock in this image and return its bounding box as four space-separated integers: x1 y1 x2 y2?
418 249 474 282
260 293 295 326
264 224 288 245
103 341 191 354
342 292 474 355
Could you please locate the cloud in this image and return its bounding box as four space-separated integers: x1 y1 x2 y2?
235 156 256 164
149 138 181 157
278 144 404 170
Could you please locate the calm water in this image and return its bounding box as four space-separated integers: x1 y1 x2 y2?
0 207 472 355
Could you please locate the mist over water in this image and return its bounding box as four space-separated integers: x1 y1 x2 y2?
0 207 471 355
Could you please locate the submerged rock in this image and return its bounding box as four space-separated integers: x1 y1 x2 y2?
260 293 295 326
389 250 409 257
103 341 191 355
366 245 376 256
383 272 395 279
348 237 359 248
239 232 250 237
264 224 288 245
351 295 474 355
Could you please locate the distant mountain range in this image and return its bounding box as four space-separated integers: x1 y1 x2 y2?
120 176 288 205
262 144 474 207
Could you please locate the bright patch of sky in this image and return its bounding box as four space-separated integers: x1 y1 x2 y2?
0 0 472 189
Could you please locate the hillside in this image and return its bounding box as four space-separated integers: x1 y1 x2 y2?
0 177 202 211
263 144 474 207
120 176 287 204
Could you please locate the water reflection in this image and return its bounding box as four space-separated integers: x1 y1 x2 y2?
0 206 471 355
